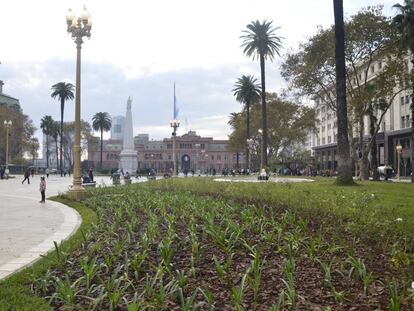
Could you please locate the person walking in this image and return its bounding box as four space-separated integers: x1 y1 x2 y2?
22 168 30 184
39 176 46 203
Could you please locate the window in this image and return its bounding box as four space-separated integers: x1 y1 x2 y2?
334 134 337 142
401 96 405 105
333 121 337 128
211 155 214 160
217 155 221 161
167 144 172 149
407 115 411 128
406 95 410 104
200 143 205 149
401 116 406 128
378 61 382 69
322 126 325 132
322 137 326 144
328 124 331 130
328 136 331 143
317 138 321 145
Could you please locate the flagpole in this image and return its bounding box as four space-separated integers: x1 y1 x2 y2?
170 82 180 177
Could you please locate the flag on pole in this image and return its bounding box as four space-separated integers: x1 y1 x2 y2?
173 82 179 119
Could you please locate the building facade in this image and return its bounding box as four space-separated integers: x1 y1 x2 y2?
307 57 412 176
88 130 246 173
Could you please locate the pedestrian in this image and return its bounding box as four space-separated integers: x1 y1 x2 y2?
39 176 46 203
22 168 30 184
88 168 94 182
0 166 4 180
46 168 50 178
30 167 35 178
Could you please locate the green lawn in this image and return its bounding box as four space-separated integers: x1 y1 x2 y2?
1 178 413 310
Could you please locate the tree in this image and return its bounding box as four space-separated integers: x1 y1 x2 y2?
92 112 112 169
393 0 414 183
332 0 353 184
51 82 74 175
50 121 60 171
241 20 283 169
228 93 315 170
232 75 261 168
28 137 39 165
62 120 93 169
40 115 54 169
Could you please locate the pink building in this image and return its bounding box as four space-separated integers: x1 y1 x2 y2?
88 131 246 173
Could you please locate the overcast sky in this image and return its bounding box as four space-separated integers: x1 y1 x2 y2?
0 0 401 144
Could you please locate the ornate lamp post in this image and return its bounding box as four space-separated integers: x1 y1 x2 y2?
396 143 403 181
3 120 12 171
66 6 92 200
170 119 180 176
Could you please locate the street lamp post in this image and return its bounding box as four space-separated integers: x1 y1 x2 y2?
3 120 12 171
66 6 92 201
396 143 402 181
170 119 180 176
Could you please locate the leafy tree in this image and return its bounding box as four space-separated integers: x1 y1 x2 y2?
232 75 261 168
40 115 55 168
28 137 39 165
92 112 112 170
62 120 92 170
393 0 414 183
241 20 283 169
228 93 315 170
51 82 74 175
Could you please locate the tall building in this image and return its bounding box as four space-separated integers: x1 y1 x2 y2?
110 116 125 140
88 130 246 173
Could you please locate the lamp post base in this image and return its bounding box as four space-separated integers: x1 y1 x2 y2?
69 185 87 201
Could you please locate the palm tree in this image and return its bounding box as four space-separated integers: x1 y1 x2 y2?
333 0 353 184
393 0 414 183
51 82 74 176
241 20 283 169
233 75 261 169
50 121 60 171
40 115 54 169
92 112 112 169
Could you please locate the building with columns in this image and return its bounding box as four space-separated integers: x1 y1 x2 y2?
88 130 246 173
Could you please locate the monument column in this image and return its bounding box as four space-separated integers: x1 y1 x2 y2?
119 97 138 174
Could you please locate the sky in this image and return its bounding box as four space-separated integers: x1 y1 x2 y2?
0 0 401 147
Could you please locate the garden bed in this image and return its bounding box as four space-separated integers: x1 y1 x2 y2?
30 180 414 309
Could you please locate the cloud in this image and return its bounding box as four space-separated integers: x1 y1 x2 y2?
1 58 285 144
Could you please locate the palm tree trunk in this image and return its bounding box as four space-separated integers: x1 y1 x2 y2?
60 99 64 176
260 54 268 169
55 139 59 171
100 128 103 170
411 58 414 183
333 0 353 185
46 135 49 168
246 102 250 170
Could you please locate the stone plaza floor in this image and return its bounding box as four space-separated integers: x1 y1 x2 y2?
0 174 115 280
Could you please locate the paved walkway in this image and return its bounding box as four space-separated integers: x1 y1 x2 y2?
0 174 113 280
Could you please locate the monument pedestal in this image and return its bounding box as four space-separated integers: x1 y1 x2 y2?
120 149 138 175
